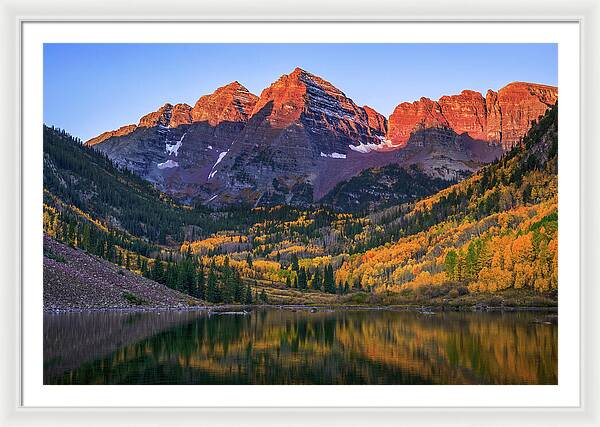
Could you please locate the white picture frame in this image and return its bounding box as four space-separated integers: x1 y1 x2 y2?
1 0 599 425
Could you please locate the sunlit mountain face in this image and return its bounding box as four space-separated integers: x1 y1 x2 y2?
85 68 556 210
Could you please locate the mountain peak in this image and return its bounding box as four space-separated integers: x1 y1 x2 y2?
250 66 368 132
502 81 556 90
498 81 558 102
291 66 308 75
296 67 333 84
285 67 327 86
191 82 258 126
217 80 250 93
138 103 173 128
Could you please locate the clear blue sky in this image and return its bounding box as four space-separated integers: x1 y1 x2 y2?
44 43 557 141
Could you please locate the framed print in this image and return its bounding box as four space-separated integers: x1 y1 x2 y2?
1 0 600 426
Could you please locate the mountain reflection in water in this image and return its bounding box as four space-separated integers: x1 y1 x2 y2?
44 309 557 385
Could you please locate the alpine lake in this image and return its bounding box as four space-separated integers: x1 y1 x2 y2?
44 307 557 385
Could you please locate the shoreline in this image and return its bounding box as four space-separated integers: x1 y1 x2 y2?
43 303 558 314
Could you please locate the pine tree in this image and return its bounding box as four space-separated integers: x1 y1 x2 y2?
206 266 220 303
152 259 165 284
324 265 336 294
244 283 253 305
259 289 268 304
195 264 205 300
141 258 148 277
233 271 244 303
290 254 299 271
465 242 478 280
177 257 195 295
166 262 178 289
81 223 91 250
312 268 322 291
298 267 307 290
221 271 236 304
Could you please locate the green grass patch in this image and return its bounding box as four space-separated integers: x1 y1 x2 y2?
44 249 66 263
122 292 148 306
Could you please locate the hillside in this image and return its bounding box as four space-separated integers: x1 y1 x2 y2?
335 104 558 303
44 236 204 310
43 104 558 308
351 104 558 252
44 125 301 245
321 164 452 213
44 125 209 244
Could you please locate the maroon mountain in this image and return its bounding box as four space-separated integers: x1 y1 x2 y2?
86 68 557 208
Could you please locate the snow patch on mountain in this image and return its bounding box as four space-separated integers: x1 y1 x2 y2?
348 143 381 154
157 160 179 169
208 150 229 180
165 132 187 156
320 152 347 159
212 151 228 168
348 136 396 154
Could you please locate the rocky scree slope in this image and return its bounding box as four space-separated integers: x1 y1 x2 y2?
43 235 203 310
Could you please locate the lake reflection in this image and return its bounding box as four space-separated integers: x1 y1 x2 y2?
44 309 557 385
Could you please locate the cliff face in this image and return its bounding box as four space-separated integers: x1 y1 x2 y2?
169 103 193 127
438 90 488 141
138 103 175 128
494 82 558 147
191 81 258 126
85 68 556 208
388 82 557 149
363 105 388 136
388 97 448 149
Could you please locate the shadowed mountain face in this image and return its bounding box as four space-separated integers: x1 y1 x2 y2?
86 68 556 209
320 164 451 213
395 126 504 181
89 120 248 203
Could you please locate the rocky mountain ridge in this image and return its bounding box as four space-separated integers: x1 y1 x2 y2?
85 68 557 209
388 82 558 149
